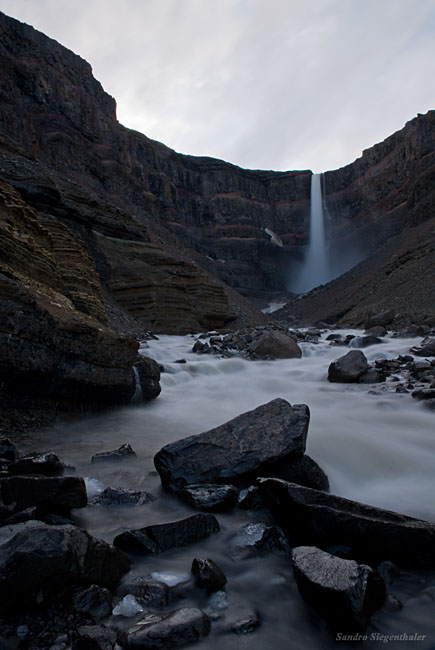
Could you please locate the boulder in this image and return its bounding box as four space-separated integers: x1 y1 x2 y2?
358 368 386 384
364 310 395 329
135 356 161 401
8 452 66 476
191 558 227 593
232 522 289 553
248 330 302 359
178 484 238 511
91 444 136 464
292 546 386 632
412 388 435 401
113 514 220 554
327 350 368 383
154 399 310 492
71 625 117 650
90 487 155 506
258 479 435 567
237 486 265 510
119 608 210 649
0 522 130 615
72 585 113 621
411 339 435 357
364 326 387 337
117 578 169 608
0 475 87 511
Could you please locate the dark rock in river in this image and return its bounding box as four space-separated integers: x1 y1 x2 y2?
230 612 261 635
232 522 290 554
135 356 161 401
248 329 302 359
113 514 220 554
178 484 239 511
358 368 386 384
292 546 386 632
117 578 169 608
328 350 368 383
0 521 129 615
71 624 117 650
154 398 310 492
119 607 211 649
411 388 435 401
72 585 113 622
8 451 66 476
258 479 435 567
191 558 227 593
411 338 435 357
91 443 136 464
90 487 155 506
0 475 87 511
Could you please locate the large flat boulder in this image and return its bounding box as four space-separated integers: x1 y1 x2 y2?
0 475 87 511
113 514 220 554
248 330 302 359
154 399 310 492
292 546 385 632
0 521 130 615
119 607 210 649
258 478 435 567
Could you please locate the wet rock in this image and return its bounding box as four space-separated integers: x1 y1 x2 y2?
411 338 435 357
377 561 400 586
71 625 116 650
113 514 220 554
178 484 238 511
8 452 66 476
90 487 155 506
0 522 130 615
398 325 430 338
0 438 19 462
328 350 368 383
292 546 386 632
354 335 383 348
238 486 264 510
258 479 435 567
72 585 112 622
411 388 435 401
358 368 386 384
0 475 87 511
119 607 210 649
135 356 161 401
248 330 302 359
231 612 261 634
154 398 310 492
91 444 136 464
232 522 289 553
191 558 227 593
3 506 42 525
260 454 329 491
117 579 169 608
192 340 211 354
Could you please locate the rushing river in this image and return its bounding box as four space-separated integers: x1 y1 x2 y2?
27 331 435 649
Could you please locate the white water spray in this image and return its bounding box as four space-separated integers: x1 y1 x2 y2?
291 173 329 293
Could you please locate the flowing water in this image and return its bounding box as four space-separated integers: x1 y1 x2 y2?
25 332 435 648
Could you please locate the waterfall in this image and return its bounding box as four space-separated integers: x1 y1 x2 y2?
291 173 329 293
131 366 143 403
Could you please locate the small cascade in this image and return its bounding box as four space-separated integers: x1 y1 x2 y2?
290 173 330 293
131 366 143 403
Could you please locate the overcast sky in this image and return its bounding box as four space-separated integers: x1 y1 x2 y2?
1 0 435 172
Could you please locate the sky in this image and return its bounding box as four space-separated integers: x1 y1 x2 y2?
1 0 435 173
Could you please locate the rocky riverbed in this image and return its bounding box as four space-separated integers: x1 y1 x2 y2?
1 328 435 649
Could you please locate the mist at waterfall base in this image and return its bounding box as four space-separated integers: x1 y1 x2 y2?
288 173 364 295
26 332 435 649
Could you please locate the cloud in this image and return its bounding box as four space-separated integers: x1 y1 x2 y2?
1 0 435 171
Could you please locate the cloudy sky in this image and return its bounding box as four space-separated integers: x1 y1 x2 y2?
1 0 435 172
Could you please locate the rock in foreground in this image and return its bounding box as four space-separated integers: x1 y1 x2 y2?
258 479 435 566
0 475 87 512
328 350 368 383
292 546 386 632
154 399 310 492
0 522 130 615
119 607 210 649
113 514 220 554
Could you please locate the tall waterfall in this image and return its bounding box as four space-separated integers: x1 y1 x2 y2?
291 173 329 294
